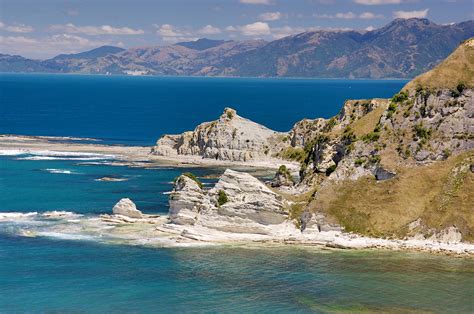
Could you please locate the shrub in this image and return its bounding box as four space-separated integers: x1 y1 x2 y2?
456 82 466 94
354 158 365 166
277 164 293 181
217 190 228 206
361 132 380 143
226 110 234 119
413 123 431 140
325 164 337 176
324 117 337 132
181 172 204 189
386 103 398 119
391 91 408 103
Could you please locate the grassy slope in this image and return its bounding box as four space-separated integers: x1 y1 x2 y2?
312 151 473 241
404 38 474 91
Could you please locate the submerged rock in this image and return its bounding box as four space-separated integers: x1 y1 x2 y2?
112 198 143 218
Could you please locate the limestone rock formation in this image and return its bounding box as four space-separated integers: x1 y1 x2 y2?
168 169 290 234
112 198 143 218
271 165 294 187
151 108 288 161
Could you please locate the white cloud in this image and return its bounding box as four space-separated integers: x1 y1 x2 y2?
259 11 281 21
225 26 238 32
50 23 144 35
198 25 221 35
315 12 383 19
393 8 429 19
354 0 401 4
0 21 34 33
154 24 198 43
365 25 375 31
0 34 118 58
239 0 273 4
359 12 384 19
238 22 271 36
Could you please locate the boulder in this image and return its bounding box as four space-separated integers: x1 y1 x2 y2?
112 198 143 218
375 167 396 181
169 175 208 225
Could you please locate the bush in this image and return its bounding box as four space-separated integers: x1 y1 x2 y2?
413 123 431 140
456 82 465 94
217 190 228 206
386 103 398 119
182 172 203 189
361 132 380 143
354 158 365 166
277 165 293 180
391 91 408 103
325 164 337 176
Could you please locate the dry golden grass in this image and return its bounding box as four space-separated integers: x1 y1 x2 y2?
404 38 474 91
350 105 387 138
311 150 474 240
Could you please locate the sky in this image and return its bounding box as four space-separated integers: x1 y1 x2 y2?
1 0 473 59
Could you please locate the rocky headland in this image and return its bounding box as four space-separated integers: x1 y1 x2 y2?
2 39 473 256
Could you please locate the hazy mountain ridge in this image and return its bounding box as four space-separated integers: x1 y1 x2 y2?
1 18 473 78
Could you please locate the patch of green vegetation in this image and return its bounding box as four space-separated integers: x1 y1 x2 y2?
277 147 306 163
354 158 365 166
289 202 305 229
368 154 381 164
217 190 228 206
386 102 398 119
324 117 337 132
391 91 408 103
226 110 234 119
178 172 204 189
361 131 380 143
413 123 432 140
277 165 293 181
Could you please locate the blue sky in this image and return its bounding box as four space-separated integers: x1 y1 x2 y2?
1 0 472 59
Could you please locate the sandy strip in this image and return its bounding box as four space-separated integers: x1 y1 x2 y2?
0 134 299 171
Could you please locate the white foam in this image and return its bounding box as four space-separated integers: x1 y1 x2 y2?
41 211 83 218
0 212 38 220
0 149 28 156
1 149 116 160
43 168 77 174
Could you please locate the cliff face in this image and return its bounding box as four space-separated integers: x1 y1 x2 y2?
151 108 288 162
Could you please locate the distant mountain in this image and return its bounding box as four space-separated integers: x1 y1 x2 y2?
1 18 473 78
52 45 125 60
176 38 229 51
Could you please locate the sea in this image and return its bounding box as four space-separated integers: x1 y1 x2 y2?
1 73 473 313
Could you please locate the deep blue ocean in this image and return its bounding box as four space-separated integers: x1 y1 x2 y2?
1 74 473 313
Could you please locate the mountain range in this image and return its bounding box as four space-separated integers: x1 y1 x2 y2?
1 18 473 79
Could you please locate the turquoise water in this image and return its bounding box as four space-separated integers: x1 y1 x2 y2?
2 75 473 312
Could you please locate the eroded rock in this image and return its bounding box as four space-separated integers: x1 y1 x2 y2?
112 198 143 218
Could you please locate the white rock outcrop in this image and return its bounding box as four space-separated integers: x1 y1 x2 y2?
151 108 288 161
112 198 143 218
168 169 290 234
